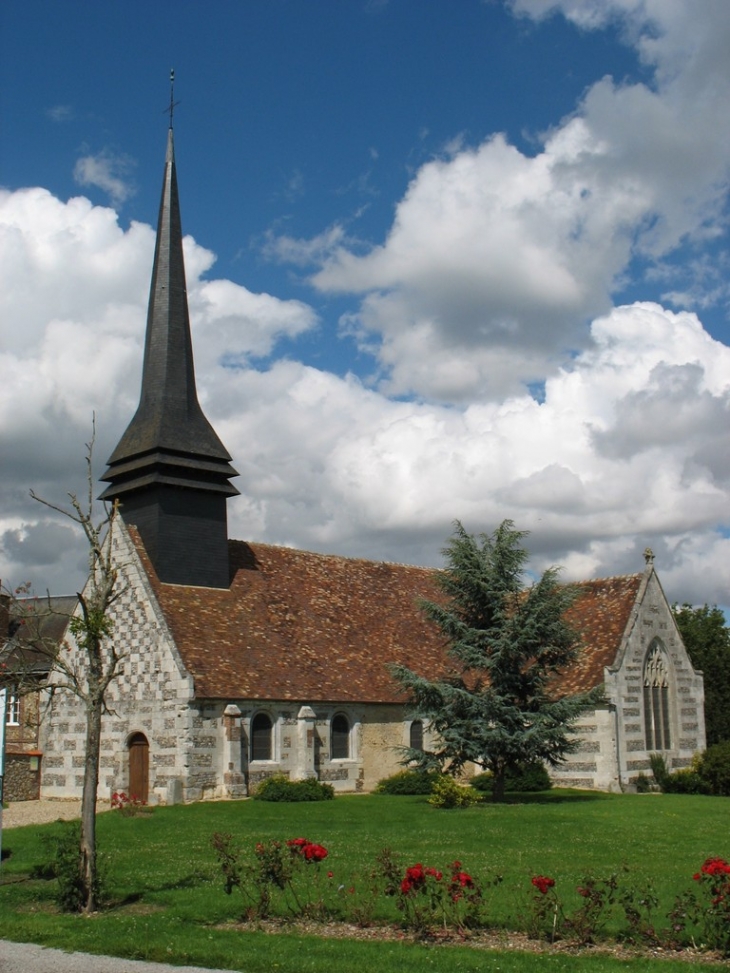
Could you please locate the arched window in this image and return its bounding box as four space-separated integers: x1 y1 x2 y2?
331 714 350 759
643 643 671 750
251 713 273 761
409 720 424 752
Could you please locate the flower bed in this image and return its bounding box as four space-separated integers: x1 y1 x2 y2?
211 835 730 957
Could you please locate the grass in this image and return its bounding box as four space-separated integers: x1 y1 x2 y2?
0 790 727 972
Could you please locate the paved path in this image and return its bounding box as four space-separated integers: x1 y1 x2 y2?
0 941 235 973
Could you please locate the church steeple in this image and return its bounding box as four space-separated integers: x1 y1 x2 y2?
101 124 239 588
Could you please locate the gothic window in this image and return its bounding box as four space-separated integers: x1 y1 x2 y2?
409 719 424 752
5 685 20 726
331 714 350 759
643 643 671 750
251 713 273 761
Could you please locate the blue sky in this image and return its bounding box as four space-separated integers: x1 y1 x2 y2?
4 0 655 378
2 1 730 606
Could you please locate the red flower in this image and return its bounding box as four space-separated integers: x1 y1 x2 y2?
286 838 328 861
406 864 425 884
287 837 309 848
531 875 556 895
401 863 440 894
303 843 328 862
699 857 730 877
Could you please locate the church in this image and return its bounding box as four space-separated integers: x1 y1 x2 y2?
38 126 706 804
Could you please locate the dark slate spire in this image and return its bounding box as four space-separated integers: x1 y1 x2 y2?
101 125 239 588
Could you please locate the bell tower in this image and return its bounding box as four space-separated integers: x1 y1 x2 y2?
100 122 238 587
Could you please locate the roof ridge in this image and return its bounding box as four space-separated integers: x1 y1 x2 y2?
232 538 438 572
571 572 643 585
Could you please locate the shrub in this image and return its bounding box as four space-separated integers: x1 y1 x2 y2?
691 856 730 954
211 833 331 919
698 741 730 796
662 769 712 795
31 822 104 912
428 775 481 808
649 752 669 788
376 769 440 795
651 754 712 795
471 761 552 793
253 775 335 802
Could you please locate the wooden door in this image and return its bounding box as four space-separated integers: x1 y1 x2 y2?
128 733 149 803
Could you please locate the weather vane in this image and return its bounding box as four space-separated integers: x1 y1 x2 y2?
166 69 180 128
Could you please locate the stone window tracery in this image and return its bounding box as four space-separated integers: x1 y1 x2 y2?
643 642 671 750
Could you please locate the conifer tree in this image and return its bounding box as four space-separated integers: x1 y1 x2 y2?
391 520 603 800
672 603 730 745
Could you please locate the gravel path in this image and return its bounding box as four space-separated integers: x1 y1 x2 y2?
0 941 235 973
1 799 87 830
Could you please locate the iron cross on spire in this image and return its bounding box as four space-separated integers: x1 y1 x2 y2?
166 69 180 129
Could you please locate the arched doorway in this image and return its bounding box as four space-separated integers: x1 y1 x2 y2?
128 732 149 803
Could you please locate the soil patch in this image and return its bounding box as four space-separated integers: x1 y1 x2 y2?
221 918 727 964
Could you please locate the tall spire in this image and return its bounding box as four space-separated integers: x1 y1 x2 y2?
101 118 239 588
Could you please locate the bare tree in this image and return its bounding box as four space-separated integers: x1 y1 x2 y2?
25 427 124 911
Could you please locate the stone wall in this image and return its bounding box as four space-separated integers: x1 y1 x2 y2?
3 752 42 801
551 706 620 791
225 702 371 795
194 701 433 796
40 520 195 805
552 569 705 792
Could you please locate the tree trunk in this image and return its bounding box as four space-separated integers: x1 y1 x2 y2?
492 767 506 802
80 694 102 912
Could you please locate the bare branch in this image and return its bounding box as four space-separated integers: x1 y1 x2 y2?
24 421 125 912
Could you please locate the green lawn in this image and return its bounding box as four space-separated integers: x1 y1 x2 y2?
0 791 727 972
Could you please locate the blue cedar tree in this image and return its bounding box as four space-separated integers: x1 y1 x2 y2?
391 520 603 800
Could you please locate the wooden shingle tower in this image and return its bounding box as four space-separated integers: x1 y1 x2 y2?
100 123 239 588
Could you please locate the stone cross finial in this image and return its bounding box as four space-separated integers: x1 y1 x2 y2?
644 547 655 566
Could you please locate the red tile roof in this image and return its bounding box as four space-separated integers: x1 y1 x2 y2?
132 531 452 702
128 528 643 703
554 574 643 696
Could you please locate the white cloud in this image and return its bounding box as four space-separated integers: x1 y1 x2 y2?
206 301 730 608
1 184 728 607
47 105 73 123
3 1 730 613
0 187 318 593
73 150 137 206
267 2 730 403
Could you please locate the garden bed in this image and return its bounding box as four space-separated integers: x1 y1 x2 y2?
224 918 728 965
